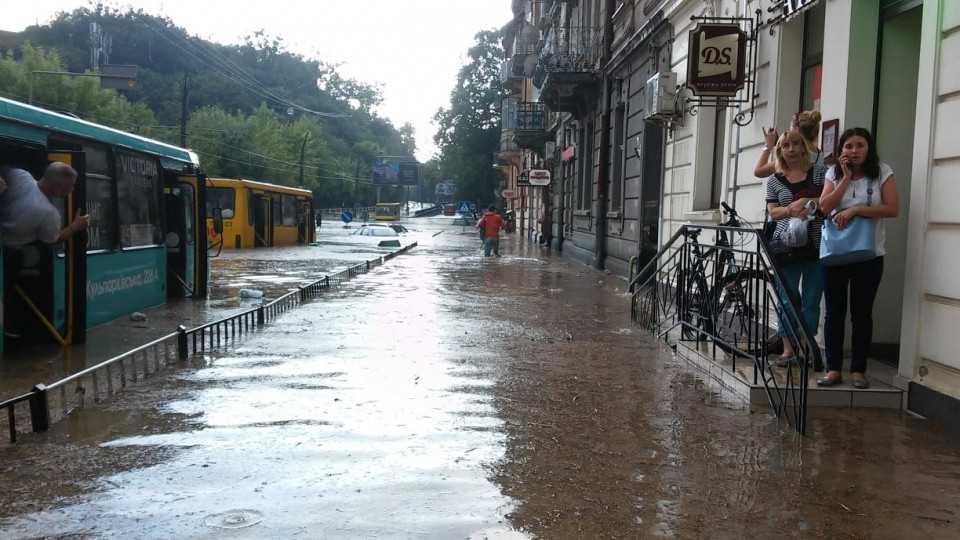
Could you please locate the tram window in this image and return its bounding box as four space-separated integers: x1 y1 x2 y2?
85 174 116 251
206 187 236 218
281 194 297 226
115 149 163 247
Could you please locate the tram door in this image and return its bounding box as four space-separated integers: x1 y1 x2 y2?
253 195 272 247
163 175 199 298
26 151 87 345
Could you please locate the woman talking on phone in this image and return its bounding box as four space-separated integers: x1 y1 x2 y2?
816 128 899 389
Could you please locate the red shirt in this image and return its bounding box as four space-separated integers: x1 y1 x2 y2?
478 211 506 238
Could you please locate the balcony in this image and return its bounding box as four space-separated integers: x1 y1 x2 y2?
512 102 550 149
534 26 602 114
499 129 520 159
500 59 523 93
511 23 540 74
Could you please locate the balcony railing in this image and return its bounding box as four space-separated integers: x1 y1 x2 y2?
538 25 602 74
512 23 540 57
514 102 546 131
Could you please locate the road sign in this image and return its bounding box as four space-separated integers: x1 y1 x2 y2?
341 210 354 224
529 169 551 186
457 201 473 214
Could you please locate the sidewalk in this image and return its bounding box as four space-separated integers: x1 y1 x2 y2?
1 216 959 539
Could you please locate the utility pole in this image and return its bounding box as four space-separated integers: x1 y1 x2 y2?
299 132 309 188
179 75 188 148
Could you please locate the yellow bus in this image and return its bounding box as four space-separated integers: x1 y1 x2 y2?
205 178 315 249
374 202 400 221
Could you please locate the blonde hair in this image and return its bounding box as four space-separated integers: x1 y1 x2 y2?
774 131 812 175
794 109 822 143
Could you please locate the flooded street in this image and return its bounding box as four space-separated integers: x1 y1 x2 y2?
2 215 960 539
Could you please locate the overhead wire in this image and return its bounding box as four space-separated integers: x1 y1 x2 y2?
139 16 348 118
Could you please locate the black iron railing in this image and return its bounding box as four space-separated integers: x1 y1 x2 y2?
629 225 820 435
0 243 417 443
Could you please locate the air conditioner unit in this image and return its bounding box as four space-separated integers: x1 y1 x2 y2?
644 72 678 122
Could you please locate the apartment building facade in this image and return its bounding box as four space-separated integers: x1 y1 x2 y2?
500 0 960 431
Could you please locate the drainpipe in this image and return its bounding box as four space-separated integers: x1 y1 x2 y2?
557 135 566 251
594 0 615 270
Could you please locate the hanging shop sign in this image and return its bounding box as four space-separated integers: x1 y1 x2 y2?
517 170 530 187
687 22 747 97
528 169 551 186
501 189 517 199
561 145 575 162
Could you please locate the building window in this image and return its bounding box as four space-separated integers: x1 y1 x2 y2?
610 104 625 211
800 2 825 111
579 124 595 210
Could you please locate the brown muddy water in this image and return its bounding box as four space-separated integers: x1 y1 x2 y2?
1 216 959 539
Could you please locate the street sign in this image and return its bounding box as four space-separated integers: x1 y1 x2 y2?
501 189 517 198
457 201 473 214
528 169 551 186
341 210 354 224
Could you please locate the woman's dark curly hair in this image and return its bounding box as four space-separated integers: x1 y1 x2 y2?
833 127 881 179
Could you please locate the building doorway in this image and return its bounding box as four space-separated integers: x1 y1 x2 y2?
872 0 922 365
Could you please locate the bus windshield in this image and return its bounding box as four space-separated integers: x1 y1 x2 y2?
374 203 399 221
207 187 236 219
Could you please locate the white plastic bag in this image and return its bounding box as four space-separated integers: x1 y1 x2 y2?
782 217 809 248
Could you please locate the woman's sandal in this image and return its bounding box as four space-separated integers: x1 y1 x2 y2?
775 355 797 368
816 371 843 387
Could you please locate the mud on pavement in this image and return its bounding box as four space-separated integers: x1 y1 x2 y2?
1 217 960 539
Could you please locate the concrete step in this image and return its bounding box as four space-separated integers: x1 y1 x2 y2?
675 341 905 410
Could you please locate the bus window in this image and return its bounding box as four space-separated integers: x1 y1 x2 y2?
281 194 297 226
272 196 281 226
116 149 163 247
206 187 236 219
85 174 116 251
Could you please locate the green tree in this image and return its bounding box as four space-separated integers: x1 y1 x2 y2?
433 30 504 205
2 7 421 210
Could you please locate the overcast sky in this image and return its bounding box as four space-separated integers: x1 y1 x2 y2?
5 1 513 161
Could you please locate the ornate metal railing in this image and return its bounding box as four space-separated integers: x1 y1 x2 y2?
0 243 418 443
629 225 820 435
534 25 602 87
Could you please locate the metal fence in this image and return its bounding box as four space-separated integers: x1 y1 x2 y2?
1 242 417 443
629 225 819 435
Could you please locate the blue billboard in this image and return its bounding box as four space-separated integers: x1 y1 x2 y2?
372 158 419 186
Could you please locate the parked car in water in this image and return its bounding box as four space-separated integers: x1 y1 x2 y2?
442 204 456 216
350 223 402 247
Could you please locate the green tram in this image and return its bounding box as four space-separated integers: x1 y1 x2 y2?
0 97 209 355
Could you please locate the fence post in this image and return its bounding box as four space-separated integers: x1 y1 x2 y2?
257 306 265 326
29 384 49 433
177 325 188 360
300 285 306 302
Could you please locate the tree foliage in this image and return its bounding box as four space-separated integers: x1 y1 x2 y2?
433 30 504 206
0 6 418 208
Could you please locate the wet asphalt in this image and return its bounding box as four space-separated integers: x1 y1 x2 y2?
1 214 960 539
